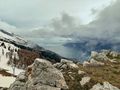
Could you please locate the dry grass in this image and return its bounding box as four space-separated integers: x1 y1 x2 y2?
8 49 41 69
62 68 97 90
62 60 120 90
79 61 120 88
17 49 40 66
63 68 83 90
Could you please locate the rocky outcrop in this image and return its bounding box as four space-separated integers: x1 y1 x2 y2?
83 50 120 67
90 82 120 90
91 50 120 61
54 59 79 70
109 51 120 58
90 51 110 61
8 50 120 90
9 58 68 90
9 72 27 90
83 59 104 67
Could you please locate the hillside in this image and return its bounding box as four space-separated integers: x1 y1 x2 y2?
0 29 62 88
0 30 120 90
8 50 120 90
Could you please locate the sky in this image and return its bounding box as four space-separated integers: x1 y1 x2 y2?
0 0 114 28
0 0 119 44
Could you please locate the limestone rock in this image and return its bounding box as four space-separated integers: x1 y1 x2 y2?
90 82 120 90
55 59 79 69
91 51 98 58
90 51 109 61
78 70 85 75
29 58 68 89
90 50 120 64
90 59 105 66
80 76 91 86
83 61 90 67
9 72 26 90
101 50 111 56
9 58 68 90
61 59 73 64
83 59 104 67
110 51 119 58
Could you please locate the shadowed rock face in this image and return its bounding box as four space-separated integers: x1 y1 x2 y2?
9 58 68 90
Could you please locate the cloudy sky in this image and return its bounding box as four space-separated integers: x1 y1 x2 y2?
0 0 119 44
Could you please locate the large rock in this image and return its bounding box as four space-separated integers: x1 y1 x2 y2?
54 59 79 69
9 72 27 90
90 51 109 61
61 59 79 69
9 58 68 90
109 51 120 58
90 82 120 90
90 50 120 64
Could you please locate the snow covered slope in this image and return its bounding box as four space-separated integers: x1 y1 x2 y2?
0 29 27 45
0 75 16 88
0 41 23 75
0 41 24 88
0 29 41 88
0 29 40 49
0 29 62 88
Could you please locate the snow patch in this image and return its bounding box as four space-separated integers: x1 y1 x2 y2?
0 75 16 88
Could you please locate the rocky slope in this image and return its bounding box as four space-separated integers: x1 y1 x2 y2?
0 29 62 67
0 29 62 88
8 50 120 90
0 29 62 64
9 58 68 90
0 29 120 90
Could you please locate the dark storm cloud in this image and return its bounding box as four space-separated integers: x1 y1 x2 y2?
0 0 118 42
33 0 120 42
29 0 116 40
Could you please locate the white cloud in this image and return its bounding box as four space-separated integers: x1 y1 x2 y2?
0 19 17 32
30 0 120 43
0 0 118 44
0 0 113 28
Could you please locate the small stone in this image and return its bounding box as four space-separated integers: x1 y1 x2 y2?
78 70 85 75
90 82 120 90
80 76 91 86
